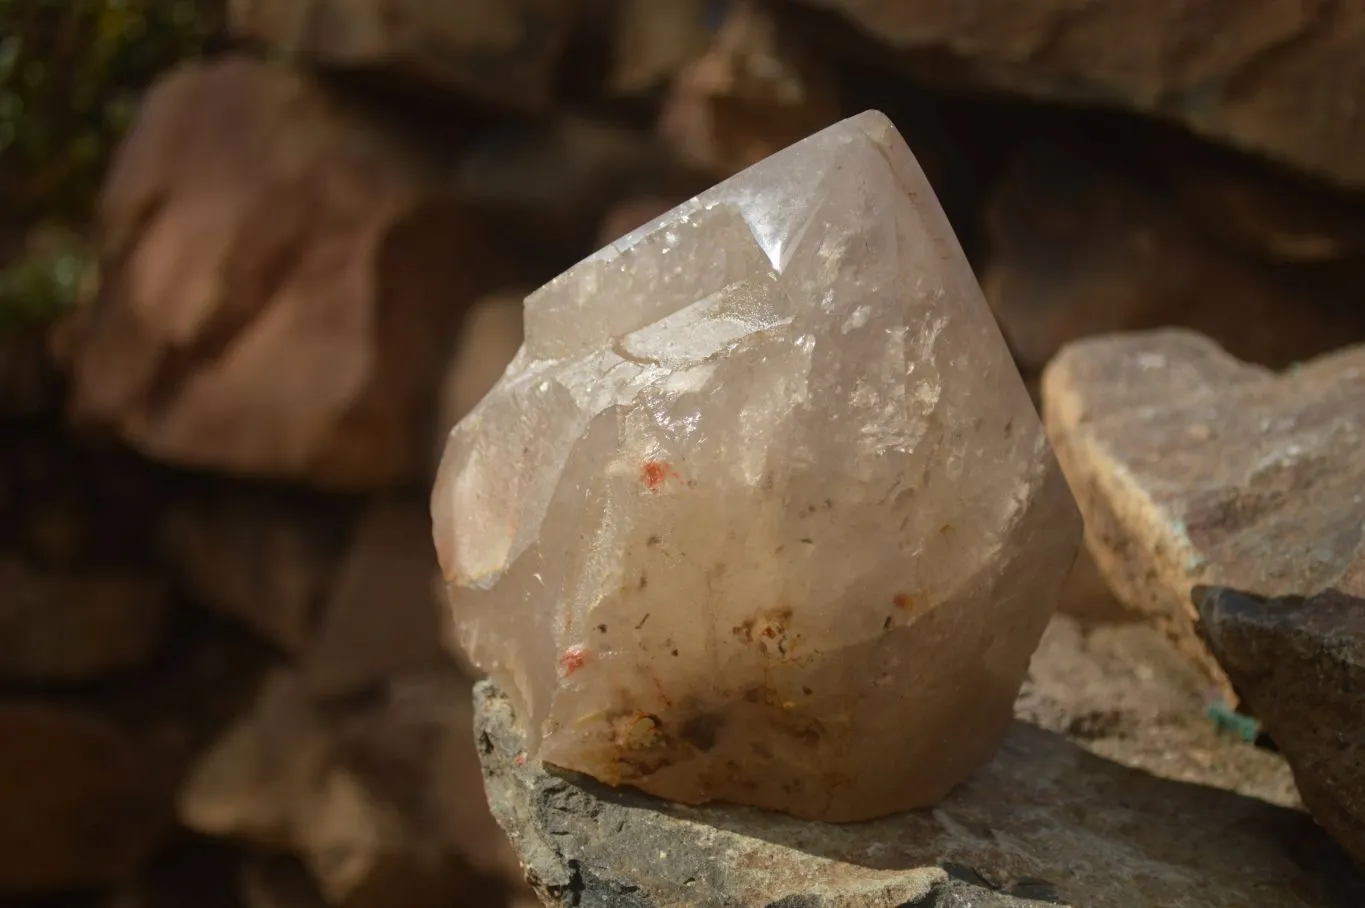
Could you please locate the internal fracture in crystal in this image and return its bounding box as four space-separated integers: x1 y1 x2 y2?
432 111 1081 822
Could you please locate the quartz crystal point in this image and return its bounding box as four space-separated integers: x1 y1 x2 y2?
432 111 1081 822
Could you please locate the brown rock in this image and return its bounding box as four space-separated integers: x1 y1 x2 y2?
1198 582 1365 869
800 0 1365 188
180 671 457 906
70 58 496 489
0 703 180 893
435 293 524 444
0 557 166 682
454 115 667 256
1164 155 1365 264
179 672 326 850
161 497 348 654
302 502 450 699
660 0 841 177
609 0 712 96
330 675 523 884
228 0 577 110
1042 329 1365 690
181 670 521 906
984 144 1365 378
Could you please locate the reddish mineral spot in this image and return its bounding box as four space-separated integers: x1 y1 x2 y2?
641 460 678 490
893 593 916 611
559 645 588 676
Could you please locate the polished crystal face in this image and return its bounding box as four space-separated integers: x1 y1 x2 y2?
432 111 1081 821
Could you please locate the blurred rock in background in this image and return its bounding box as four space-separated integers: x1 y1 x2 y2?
67 56 505 489
228 0 579 111
3 0 1365 905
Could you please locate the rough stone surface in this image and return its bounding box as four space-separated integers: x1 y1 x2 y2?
1198 582 1365 870
70 57 495 489
1043 330 1365 688
434 111 1081 822
475 680 1365 908
984 144 1365 380
227 0 577 110
660 0 840 177
0 702 182 893
799 0 1365 188
0 557 166 682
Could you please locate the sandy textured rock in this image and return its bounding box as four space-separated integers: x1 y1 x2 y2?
1043 330 1365 689
228 0 577 109
70 57 495 489
984 144 1365 379
799 0 1365 188
1198 582 1365 870
660 0 840 177
435 111 1081 821
0 557 166 682
0 703 181 893
475 680 1364 908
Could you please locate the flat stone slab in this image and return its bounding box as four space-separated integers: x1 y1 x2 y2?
1042 330 1365 691
474 680 1365 908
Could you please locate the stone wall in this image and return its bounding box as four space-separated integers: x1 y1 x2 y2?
3 1 1365 906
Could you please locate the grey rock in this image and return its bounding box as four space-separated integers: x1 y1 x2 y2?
1197 583 1365 870
474 680 1365 908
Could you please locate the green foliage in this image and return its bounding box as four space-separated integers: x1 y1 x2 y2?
0 241 88 330
0 0 220 224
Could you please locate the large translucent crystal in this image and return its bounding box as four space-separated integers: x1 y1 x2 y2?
432 111 1081 822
